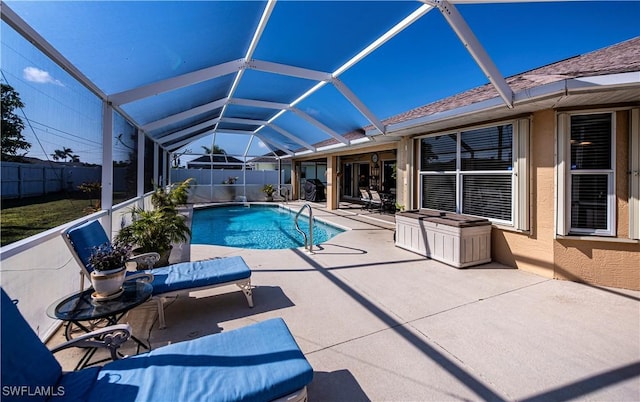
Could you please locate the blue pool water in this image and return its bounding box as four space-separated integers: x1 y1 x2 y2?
191 205 345 249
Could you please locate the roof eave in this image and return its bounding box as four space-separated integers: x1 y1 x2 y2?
383 71 640 137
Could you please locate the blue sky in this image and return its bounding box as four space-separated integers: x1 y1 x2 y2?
2 1 639 166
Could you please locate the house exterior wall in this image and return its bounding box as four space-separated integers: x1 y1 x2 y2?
552 111 639 290
492 110 557 279
490 109 640 290
293 108 638 291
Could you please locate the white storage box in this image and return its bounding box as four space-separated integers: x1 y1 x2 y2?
395 210 491 268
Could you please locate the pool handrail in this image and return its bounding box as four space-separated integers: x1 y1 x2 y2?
294 203 314 253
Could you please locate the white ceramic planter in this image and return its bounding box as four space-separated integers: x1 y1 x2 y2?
90 267 126 297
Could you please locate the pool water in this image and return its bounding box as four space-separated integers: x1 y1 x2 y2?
191 205 345 249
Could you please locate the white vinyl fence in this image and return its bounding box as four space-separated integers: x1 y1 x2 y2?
1 162 131 199
171 168 290 203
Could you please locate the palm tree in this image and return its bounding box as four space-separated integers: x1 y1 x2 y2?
201 145 226 155
51 149 66 161
62 147 74 162
52 147 75 162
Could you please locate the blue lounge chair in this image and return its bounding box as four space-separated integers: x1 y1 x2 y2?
1 288 313 402
63 220 254 328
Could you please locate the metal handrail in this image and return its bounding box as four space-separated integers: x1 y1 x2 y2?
294 203 314 253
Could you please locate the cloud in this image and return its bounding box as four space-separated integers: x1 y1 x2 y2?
304 107 320 116
23 67 64 86
258 141 267 148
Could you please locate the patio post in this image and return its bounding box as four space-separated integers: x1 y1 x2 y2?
326 155 338 210
101 102 114 237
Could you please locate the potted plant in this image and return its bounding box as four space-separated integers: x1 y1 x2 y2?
116 179 193 267
151 178 193 210
116 206 191 267
88 241 131 298
261 184 276 201
222 176 239 201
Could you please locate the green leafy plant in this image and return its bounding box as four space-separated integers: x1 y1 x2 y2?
115 179 193 267
116 207 190 256
261 184 275 197
151 178 193 209
88 241 131 272
78 181 102 212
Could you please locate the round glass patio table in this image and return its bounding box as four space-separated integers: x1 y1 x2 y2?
47 280 152 324
46 280 152 370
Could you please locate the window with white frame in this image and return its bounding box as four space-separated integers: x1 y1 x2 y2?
419 120 529 228
557 112 615 236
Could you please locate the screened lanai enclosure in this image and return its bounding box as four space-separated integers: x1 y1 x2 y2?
4 0 633 210
1 0 532 210
1 0 638 337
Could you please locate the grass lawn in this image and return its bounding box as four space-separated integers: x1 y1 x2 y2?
1 193 126 247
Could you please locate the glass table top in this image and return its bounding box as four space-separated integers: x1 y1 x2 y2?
47 281 153 322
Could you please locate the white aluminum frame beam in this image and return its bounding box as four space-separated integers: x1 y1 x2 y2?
254 133 294 156
215 129 259 136
261 3 433 137
243 135 255 159
248 59 332 82
217 117 315 152
143 98 227 132
0 2 141 130
426 0 514 108
290 107 350 145
229 98 291 111
109 59 244 106
267 124 316 152
225 117 315 150
0 2 105 100
333 3 434 77
332 78 386 134
220 117 270 126
217 0 276 129
165 130 216 152
253 134 279 155
157 117 220 145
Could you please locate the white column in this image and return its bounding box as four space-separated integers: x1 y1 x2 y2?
137 129 145 199
153 142 159 186
101 102 114 237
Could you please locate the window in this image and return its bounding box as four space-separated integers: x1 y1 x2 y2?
557 112 615 236
418 120 529 228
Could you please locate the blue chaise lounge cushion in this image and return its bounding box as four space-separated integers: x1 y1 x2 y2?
66 220 110 273
133 256 251 295
67 220 252 295
88 317 314 402
1 289 63 402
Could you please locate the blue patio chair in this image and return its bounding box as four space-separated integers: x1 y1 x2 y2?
1 288 313 402
62 220 254 329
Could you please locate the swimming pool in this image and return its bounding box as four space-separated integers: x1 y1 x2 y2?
191 205 345 249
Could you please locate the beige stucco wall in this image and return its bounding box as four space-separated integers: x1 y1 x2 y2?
492 110 557 279
491 109 640 290
552 111 640 290
294 108 639 290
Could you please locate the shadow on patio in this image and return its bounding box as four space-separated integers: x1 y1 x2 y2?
48 205 640 401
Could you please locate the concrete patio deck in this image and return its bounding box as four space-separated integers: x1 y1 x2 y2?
49 201 640 401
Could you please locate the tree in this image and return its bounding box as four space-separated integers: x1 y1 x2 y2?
51 147 77 162
202 144 226 155
1 83 30 161
52 149 66 161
